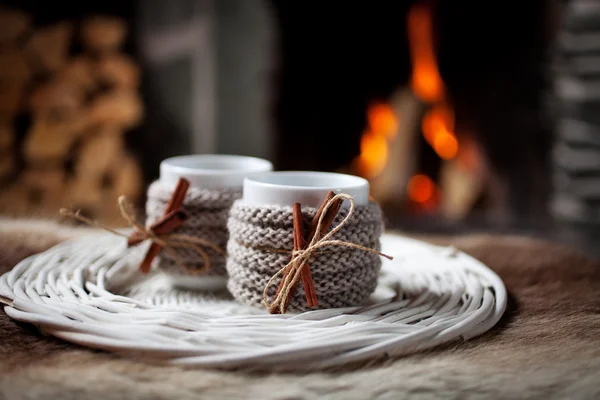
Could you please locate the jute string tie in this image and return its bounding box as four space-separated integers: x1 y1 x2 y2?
263 193 393 314
59 196 224 275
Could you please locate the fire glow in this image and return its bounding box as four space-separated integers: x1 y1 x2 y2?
354 103 399 179
407 0 458 205
353 1 463 208
408 0 458 160
407 174 435 204
407 1 444 103
422 104 457 160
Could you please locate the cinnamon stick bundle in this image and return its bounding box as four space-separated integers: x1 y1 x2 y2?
136 178 190 273
275 190 344 312
278 203 306 312
127 209 187 247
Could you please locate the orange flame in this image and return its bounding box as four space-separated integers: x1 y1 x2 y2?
422 104 458 160
408 2 444 103
357 130 389 177
354 103 399 178
408 1 459 162
368 103 399 139
433 133 458 160
422 104 453 142
407 174 435 203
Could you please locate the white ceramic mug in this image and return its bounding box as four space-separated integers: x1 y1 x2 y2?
227 171 379 311
160 154 274 189
242 171 370 208
157 154 273 290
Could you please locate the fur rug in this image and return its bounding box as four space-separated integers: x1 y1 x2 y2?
0 218 599 399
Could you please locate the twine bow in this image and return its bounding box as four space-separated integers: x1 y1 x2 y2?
60 195 224 275
263 193 393 314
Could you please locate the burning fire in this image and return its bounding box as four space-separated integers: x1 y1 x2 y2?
368 103 399 139
422 104 457 160
354 1 468 210
408 0 457 160
407 2 444 103
407 174 435 204
354 102 399 178
406 0 459 206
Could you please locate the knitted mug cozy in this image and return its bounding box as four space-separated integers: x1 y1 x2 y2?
226 199 384 311
145 180 242 276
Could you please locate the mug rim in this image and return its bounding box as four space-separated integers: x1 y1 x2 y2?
245 170 368 190
243 171 370 207
160 154 274 189
161 154 274 176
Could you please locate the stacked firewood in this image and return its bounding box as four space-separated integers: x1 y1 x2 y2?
0 8 144 224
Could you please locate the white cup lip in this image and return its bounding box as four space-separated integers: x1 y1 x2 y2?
160 154 274 189
243 171 370 208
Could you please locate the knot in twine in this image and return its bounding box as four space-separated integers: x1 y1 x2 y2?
60 196 224 275
263 193 393 314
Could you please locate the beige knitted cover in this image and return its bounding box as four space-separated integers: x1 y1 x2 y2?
145 181 242 276
226 200 384 311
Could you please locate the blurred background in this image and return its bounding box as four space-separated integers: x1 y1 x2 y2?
1 0 598 249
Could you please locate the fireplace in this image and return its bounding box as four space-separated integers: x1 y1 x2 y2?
270 0 557 229
0 0 559 231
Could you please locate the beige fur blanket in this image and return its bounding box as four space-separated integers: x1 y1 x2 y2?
0 218 599 399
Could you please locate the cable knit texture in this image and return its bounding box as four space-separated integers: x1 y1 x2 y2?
146 180 242 276
226 199 384 311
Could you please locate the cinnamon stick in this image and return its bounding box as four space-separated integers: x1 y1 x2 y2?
127 209 188 246
275 203 302 299
308 191 343 243
276 190 343 310
278 203 306 312
303 191 343 307
298 231 317 309
138 178 190 273
165 179 190 212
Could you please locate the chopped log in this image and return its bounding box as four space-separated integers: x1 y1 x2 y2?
25 22 73 73
81 16 126 53
110 153 143 201
439 158 483 221
30 56 100 113
0 184 30 215
0 118 13 150
24 113 87 162
0 78 26 115
0 151 13 179
65 158 141 227
0 8 31 46
66 176 103 212
0 49 31 81
29 77 83 114
20 167 65 189
97 53 140 88
18 171 68 214
76 128 124 178
88 91 143 129
61 56 97 93
0 49 30 115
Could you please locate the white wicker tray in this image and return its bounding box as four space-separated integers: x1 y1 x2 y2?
0 233 506 371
